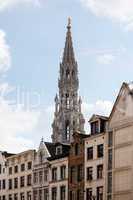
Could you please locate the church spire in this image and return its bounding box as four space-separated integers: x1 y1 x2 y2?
62 17 76 64
52 18 85 144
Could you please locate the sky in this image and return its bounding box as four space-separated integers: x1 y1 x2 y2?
0 0 133 152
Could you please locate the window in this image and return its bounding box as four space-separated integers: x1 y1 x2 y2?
97 144 104 158
2 180 5 189
70 166 75 183
108 172 112 194
52 168 57 181
9 167 12 175
97 165 103 179
20 193 24 200
2 196 6 200
8 179 12 190
77 165 83 182
0 165 1 174
14 194 18 200
91 121 99 134
65 120 70 140
100 119 106 133
86 188 92 200
27 192 31 200
66 68 70 79
108 131 113 147
0 180 1 190
9 194 12 200
34 172 38 184
21 164 25 172
87 167 93 181
33 190 38 200
56 146 62 155
14 165 18 173
44 189 49 200
27 174 32 186
60 166 66 180
20 176 25 187
75 143 79 156
87 147 93 160
97 186 103 200
66 94 70 109
77 190 82 200
107 195 112 200
44 170 48 182
39 171 43 183
108 149 112 170
72 70 75 77
27 162 32 170
60 186 66 200
14 178 18 189
52 187 57 200
39 190 42 200
70 191 75 200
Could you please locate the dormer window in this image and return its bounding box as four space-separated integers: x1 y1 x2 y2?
91 121 99 135
56 146 62 155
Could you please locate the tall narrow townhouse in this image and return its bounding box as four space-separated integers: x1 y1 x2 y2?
33 139 70 200
33 139 50 200
0 152 14 200
48 143 70 200
84 115 108 200
6 150 35 200
106 82 133 200
68 131 88 200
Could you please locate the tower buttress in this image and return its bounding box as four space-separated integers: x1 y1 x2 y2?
52 18 85 143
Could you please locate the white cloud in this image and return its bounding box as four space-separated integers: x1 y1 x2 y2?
0 0 40 11
80 0 133 30
0 87 40 152
82 100 113 117
0 30 11 73
97 54 115 65
82 100 113 132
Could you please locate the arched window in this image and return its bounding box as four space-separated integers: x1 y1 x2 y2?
66 68 70 79
66 93 70 109
65 120 70 140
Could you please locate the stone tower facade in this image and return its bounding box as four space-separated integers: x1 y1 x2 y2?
52 18 85 144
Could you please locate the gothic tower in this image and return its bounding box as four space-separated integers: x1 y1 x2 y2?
52 18 85 144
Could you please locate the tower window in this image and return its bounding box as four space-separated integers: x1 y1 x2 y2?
66 68 70 78
72 70 75 77
66 94 70 109
65 120 70 140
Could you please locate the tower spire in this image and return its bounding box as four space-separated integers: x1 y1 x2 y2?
52 18 85 144
62 17 76 64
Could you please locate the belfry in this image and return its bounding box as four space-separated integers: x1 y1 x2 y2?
52 18 85 143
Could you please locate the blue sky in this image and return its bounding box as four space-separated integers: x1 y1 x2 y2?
0 0 133 152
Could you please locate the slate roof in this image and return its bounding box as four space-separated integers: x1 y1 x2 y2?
89 114 108 122
45 142 70 161
2 151 15 158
